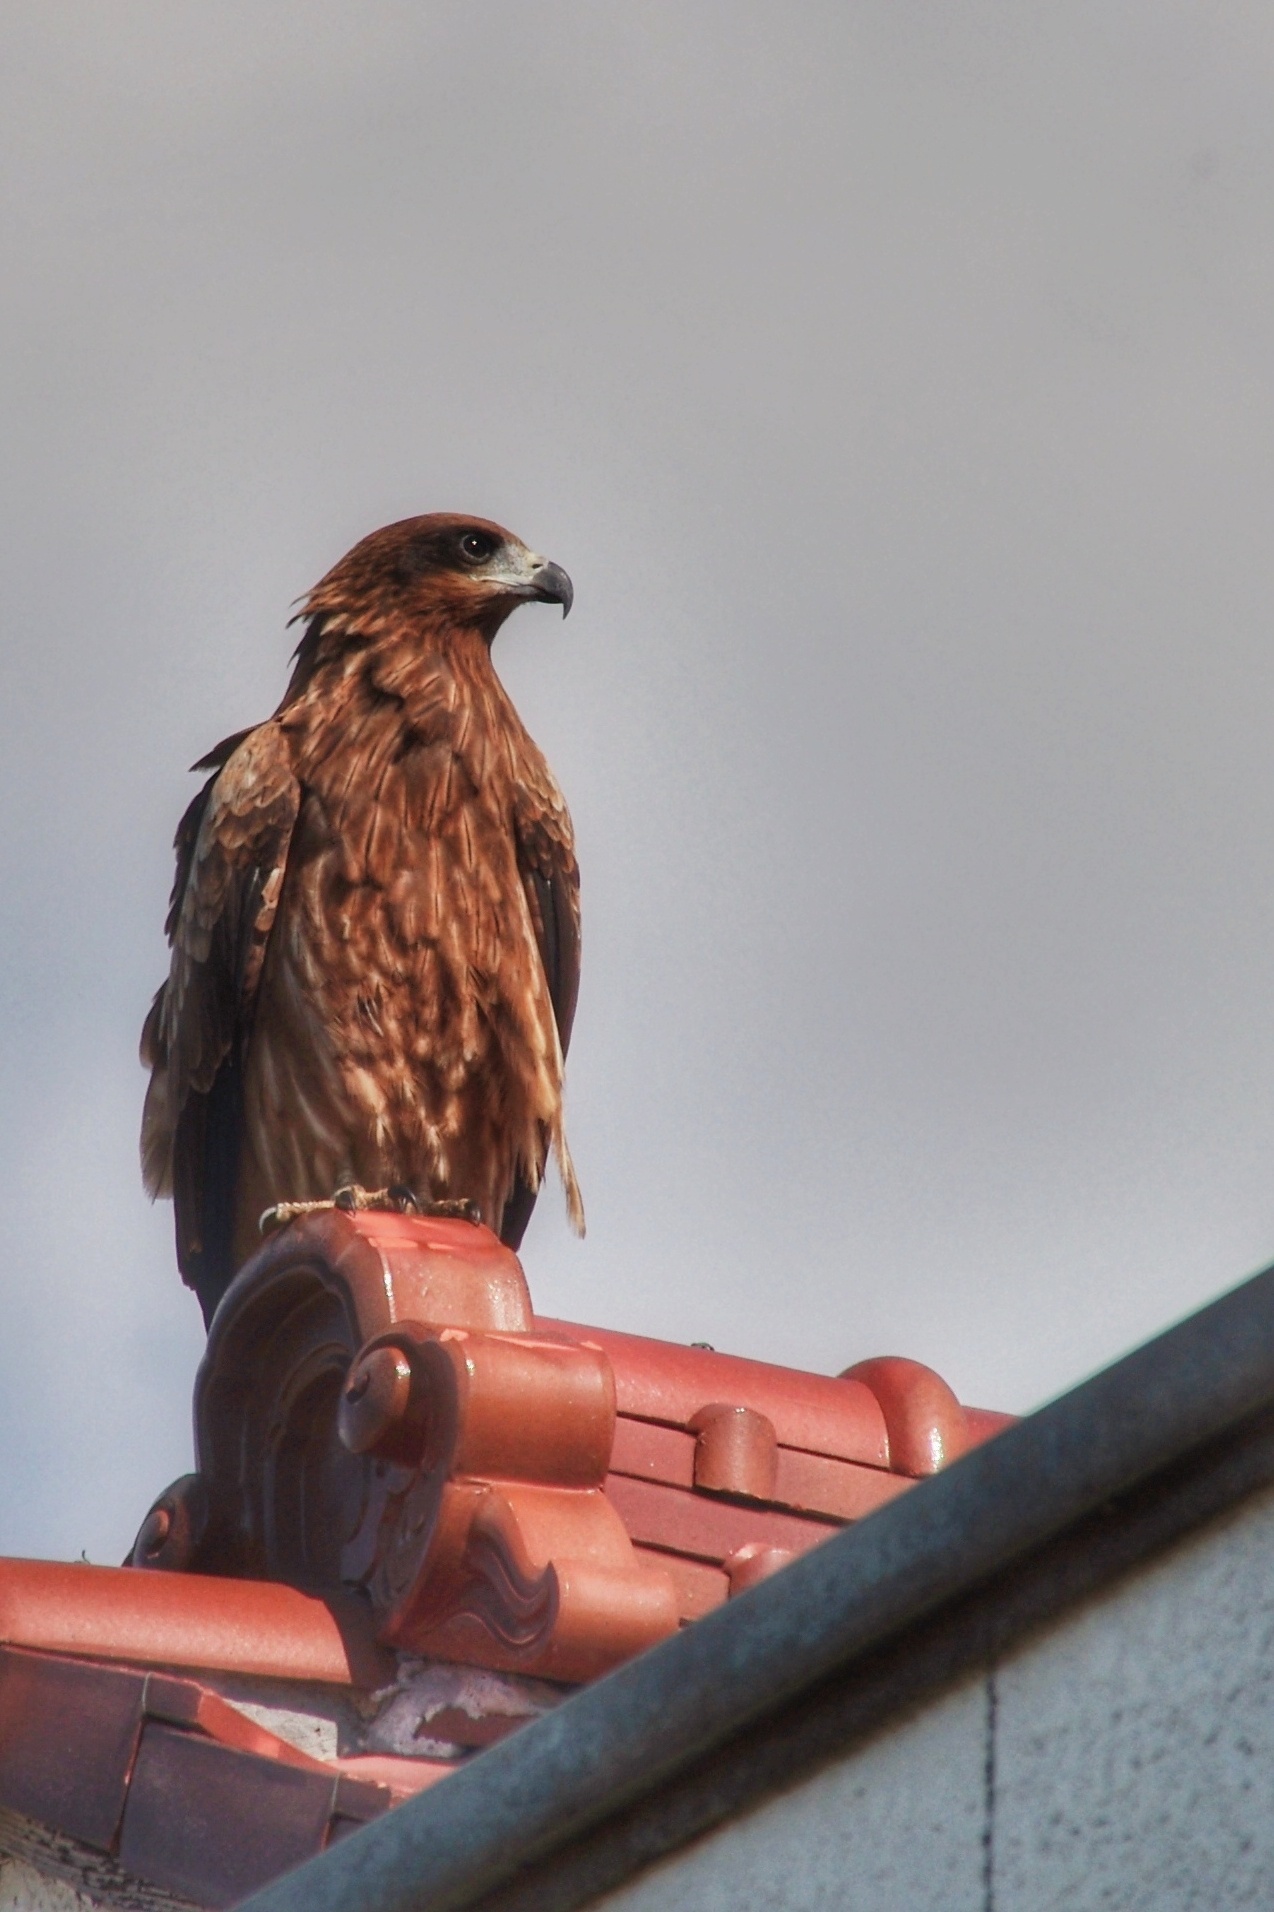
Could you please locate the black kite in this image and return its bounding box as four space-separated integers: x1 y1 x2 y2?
140 515 582 1325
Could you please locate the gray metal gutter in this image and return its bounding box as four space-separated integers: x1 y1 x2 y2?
238 1259 1274 1912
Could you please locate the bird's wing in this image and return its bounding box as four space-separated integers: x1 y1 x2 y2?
514 775 581 1058
140 720 300 1311
499 774 581 1249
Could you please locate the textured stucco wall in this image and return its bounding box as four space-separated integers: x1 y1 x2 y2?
0 1806 191 1911
0 1861 93 1912
598 1481 1274 1912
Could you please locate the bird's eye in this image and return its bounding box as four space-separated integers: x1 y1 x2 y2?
458 531 497 565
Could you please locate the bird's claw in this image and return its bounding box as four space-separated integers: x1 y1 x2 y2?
259 1185 483 1235
419 1197 483 1225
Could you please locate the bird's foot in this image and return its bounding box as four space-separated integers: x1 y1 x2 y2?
259 1184 483 1235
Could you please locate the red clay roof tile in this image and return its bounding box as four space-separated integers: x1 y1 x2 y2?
0 1209 1014 1909
537 1317 894 1467
0 1559 391 1686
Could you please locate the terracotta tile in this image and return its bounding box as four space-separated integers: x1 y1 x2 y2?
327 1768 410 1844
609 1418 696 1488
611 1413 916 1523
772 1448 914 1522
690 1405 778 1499
0 1646 144 1850
118 1722 381 1907
540 1318 892 1467
840 1355 970 1475
143 1673 331 1772
330 1771 392 1825
634 1547 729 1622
0 1558 391 1687
964 1406 1016 1446
329 1753 456 1800
403 1705 525 1749
604 1474 840 1566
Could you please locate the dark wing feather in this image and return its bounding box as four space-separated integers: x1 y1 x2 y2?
190 725 259 774
526 860 582 1054
140 722 300 1323
501 787 581 1249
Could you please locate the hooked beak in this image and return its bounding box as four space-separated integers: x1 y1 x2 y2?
529 559 573 618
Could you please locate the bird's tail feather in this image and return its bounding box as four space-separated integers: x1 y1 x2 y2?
553 1124 585 1237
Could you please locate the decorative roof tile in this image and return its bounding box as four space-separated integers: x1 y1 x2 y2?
0 1211 1008 1908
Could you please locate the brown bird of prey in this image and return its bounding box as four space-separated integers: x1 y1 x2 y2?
140 514 583 1326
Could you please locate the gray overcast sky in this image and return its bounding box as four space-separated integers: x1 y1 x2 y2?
3 2 1274 1563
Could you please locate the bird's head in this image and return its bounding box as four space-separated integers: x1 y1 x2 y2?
300 513 573 642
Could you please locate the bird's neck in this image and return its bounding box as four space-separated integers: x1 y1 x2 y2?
280 611 516 745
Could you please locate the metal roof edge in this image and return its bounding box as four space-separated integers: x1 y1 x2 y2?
238 1259 1274 1912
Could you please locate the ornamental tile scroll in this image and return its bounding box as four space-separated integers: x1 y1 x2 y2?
132 1210 679 1685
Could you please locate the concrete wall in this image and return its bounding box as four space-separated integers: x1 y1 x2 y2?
597 1481 1274 1912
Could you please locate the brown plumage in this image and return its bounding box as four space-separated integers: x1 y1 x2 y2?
140 514 583 1325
